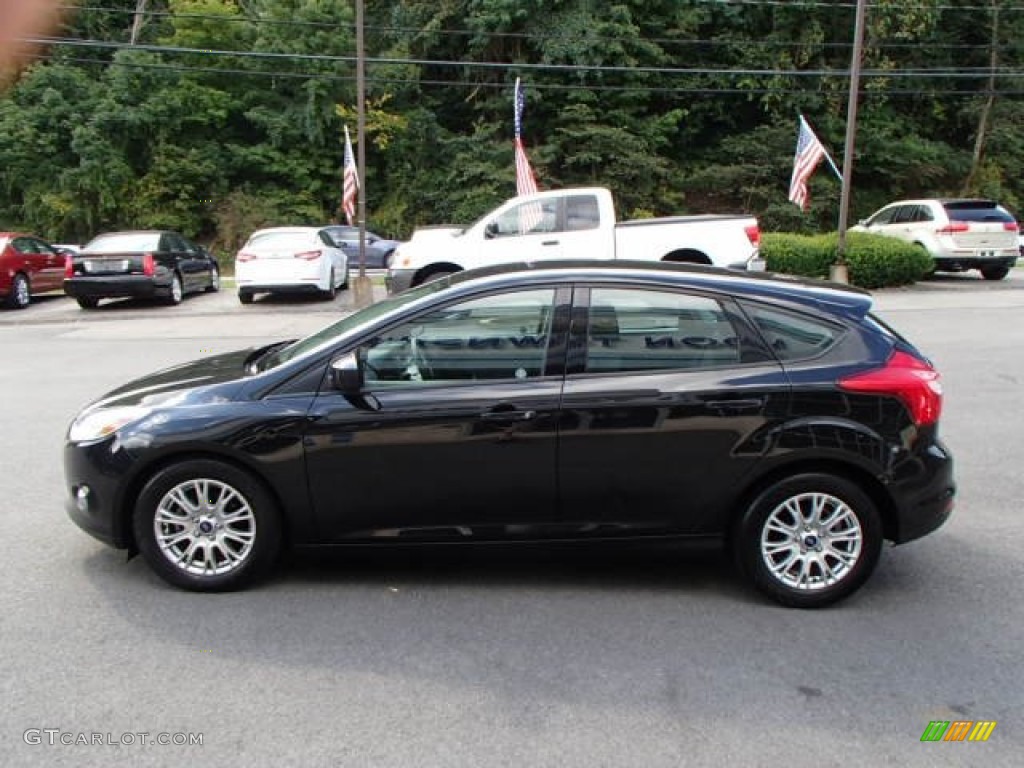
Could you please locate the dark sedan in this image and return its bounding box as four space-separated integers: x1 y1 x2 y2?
64 230 220 308
322 225 401 269
64 261 954 607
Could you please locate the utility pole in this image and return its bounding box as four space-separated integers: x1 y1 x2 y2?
350 0 374 307
832 0 868 283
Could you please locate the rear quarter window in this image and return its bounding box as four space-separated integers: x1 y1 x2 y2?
742 303 845 361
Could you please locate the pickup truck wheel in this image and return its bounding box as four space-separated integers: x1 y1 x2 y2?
980 264 1009 281
422 270 456 285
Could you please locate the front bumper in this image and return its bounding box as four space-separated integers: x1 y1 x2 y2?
64 275 167 300
64 438 134 550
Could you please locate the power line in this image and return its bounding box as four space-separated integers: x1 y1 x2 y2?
26 36 1024 79
26 50 1024 97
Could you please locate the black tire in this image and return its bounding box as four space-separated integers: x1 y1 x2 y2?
340 265 349 290
206 264 220 292
733 473 883 609
422 269 456 285
76 296 99 309
383 250 395 270
133 460 282 592
238 290 254 305
322 269 337 300
4 273 30 309
167 272 184 305
981 264 1009 281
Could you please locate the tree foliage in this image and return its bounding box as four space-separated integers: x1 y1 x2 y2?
1 0 1022 249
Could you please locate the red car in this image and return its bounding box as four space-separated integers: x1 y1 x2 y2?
0 232 67 309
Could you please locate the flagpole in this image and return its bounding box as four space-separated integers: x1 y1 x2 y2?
833 0 868 281
351 0 373 307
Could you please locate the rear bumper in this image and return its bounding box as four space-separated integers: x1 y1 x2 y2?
64 275 167 299
890 439 956 544
237 283 323 295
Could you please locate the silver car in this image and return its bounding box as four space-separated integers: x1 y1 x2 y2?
852 198 1019 280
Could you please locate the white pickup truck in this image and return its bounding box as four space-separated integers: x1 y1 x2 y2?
386 187 763 293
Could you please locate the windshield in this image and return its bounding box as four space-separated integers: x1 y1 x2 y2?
256 279 450 371
84 233 161 252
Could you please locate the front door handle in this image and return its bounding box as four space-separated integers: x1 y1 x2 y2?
481 407 537 422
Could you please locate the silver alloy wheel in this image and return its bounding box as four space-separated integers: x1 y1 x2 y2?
210 266 220 291
153 478 256 576
170 274 183 303
759 492 863 591
14 274 30 307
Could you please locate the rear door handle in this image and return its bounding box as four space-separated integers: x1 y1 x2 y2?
704 398 764 413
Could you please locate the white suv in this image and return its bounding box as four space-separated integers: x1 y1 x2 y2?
852 199 1019 280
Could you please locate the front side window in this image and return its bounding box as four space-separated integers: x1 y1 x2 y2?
490 199 559 237
585 288 740 373
364 288 556 384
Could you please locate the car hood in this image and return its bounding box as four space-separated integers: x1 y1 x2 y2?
87 347 259 410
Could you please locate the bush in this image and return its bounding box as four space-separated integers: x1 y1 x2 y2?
761 232 933 289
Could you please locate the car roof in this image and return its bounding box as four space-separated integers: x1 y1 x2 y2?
443 260 874 319
250 227 325 236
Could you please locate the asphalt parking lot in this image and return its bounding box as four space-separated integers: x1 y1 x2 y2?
1 271 1022 767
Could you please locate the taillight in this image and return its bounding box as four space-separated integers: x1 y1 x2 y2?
294 250 322 261
839 350 942 427
744 224 761 248
142 253 155 276
236 251 257 262
64 255 73 278
936 221 969 235
1003 221 1019 232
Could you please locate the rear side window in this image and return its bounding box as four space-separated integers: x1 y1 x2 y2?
585 288 740 373
743 303 844 361
943 202 1015 223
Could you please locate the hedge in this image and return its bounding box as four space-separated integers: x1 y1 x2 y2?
761 232 933 289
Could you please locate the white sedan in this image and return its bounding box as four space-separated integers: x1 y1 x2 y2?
235 227 349 304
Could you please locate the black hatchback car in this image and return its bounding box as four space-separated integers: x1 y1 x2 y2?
64 230 220 308
64 262 954 607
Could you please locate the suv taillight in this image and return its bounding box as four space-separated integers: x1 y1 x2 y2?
936 221 969 235
839 350 942 427
1004 221 1019 232
64 255 74 279
142 253 155 276
744 224 761 248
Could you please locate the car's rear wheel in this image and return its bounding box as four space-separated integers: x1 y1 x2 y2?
76 296 99 309
733 473 883 608
4 273 30 309
238 290 253 304
167 273 184 305
980 264 1010 281
207 264 220 292
133 460 281 591
322 268 337 300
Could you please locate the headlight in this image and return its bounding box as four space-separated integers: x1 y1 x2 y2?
68 406 152 443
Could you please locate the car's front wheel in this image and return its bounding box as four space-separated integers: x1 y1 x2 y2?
133 460 282 591
733 473 882 608
207 264 220 292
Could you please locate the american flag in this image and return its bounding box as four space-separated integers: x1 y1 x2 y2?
788 115 827 211
342 125 359 226
513 78 542 232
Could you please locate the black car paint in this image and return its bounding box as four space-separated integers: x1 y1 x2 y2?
65 263 954 560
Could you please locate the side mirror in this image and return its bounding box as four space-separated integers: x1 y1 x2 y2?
329 351 364 394
484 221 498 239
